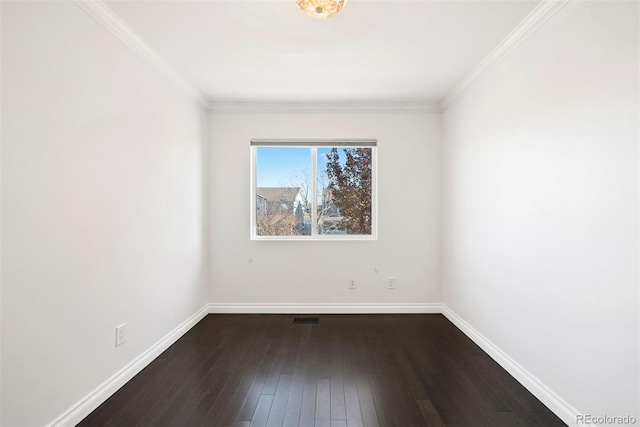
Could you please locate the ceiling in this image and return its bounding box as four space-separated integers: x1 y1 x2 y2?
105 0 539 103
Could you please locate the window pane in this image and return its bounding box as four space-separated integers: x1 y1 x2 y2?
256 147 311 236
318 147 373 235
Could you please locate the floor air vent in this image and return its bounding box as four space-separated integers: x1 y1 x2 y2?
293 317 319 324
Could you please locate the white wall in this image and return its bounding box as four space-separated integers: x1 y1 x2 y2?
209 110 441 307
1 2 208 425
442 0 639 422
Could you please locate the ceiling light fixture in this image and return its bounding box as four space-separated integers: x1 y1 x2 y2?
295 0 347 19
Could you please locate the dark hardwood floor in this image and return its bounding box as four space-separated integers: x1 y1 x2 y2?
79 314 566 426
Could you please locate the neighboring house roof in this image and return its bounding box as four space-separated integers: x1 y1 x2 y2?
256 187 300 202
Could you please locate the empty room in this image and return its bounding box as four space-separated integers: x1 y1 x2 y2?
1 0 638 426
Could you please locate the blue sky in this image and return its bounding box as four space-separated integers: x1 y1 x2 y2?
256 147 344 188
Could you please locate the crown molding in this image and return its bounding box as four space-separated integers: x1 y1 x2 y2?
208 101 442 114
440 0 568 111
74 0 209 111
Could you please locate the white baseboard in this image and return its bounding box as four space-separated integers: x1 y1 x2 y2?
47 304 210 427
207 302 442 314
47 302 578 427
441 305 581 427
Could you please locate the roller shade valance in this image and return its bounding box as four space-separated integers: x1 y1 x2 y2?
250 138 377 147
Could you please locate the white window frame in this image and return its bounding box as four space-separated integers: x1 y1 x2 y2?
250 138 378 241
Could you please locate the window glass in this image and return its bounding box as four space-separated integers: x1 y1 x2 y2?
255 147 311 236
253 143 375 239
317 147 372 235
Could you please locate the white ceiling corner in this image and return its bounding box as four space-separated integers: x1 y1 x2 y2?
79 0 564 108
440 0 569 110
74 0 209 110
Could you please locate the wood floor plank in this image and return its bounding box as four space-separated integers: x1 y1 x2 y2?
184 372 234 426
367 375 393 426
262 324 289 395
266 374 293 426
329 320 347 422
391 348 428 401
330 378 346 421
355 375 379 427
474 355 553 413
282 382 304 427
213 318 278 426
79 314 566 427
343 374 363 427
348 318 379 427
417 399 445 427
251 394 274 427
189 318 265 426
298 363 318 427
282 326 311 427
137 328 234 425
315 378 331 427
205 368 258 426
237 371 269 422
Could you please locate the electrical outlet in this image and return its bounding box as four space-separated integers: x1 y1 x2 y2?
387 277 395 289
116 323 127 347
349 278 356 289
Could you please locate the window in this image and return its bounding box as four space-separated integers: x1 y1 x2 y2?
251 139 377 240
